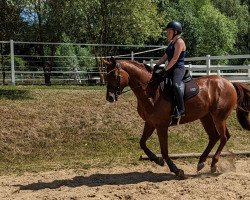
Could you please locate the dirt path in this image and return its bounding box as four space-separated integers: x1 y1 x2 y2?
0 157 249 200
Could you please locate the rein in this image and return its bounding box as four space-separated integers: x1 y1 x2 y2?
120 79 154 94
108 63 154 96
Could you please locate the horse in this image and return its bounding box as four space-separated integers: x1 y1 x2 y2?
103 57 250 178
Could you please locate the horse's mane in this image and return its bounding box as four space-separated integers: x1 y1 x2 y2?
119 60 152 74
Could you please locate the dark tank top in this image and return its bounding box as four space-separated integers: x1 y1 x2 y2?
165 38 186 68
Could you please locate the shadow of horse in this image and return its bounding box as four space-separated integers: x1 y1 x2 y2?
0 89 33 100
14 171 185 191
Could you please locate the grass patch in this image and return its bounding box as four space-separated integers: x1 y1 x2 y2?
0 86 249 175
0 85 105 91
0 89 33 100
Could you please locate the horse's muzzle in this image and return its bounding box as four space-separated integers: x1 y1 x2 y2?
107 92 116 102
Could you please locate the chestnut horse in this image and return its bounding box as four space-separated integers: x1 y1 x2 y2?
104 58 250 178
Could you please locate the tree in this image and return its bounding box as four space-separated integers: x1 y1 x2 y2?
55 36 96 71
17 0 71 85
197 3 237 56
211 0 249 54
66 0 163 56
0 0 27 41
159 0 238 57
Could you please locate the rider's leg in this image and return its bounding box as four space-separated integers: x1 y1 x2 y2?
172 67 185 118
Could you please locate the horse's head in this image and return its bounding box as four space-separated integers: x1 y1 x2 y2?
103 57 129 102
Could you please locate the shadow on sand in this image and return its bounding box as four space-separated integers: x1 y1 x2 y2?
14 170 222 191
15 171 186 191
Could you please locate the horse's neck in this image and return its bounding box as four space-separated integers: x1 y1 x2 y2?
123 63 154 112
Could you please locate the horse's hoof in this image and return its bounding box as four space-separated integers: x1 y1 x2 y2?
197 162 205 172
154 157 164 166
176 169 187 179
211 165 217 173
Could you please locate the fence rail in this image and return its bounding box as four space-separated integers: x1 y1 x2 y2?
0 40 250 85
145 55 250 82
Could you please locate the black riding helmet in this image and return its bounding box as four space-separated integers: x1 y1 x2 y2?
166 21 182 34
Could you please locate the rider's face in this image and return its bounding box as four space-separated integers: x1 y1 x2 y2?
166 29 174 41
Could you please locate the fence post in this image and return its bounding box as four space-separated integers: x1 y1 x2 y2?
206 54 211 76
150 59 154 69
248 65 250 80
131 51 134 60
217 64 221 76
188 64 192 76
10 39 15 85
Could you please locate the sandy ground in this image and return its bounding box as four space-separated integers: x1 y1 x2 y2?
0 157 249 200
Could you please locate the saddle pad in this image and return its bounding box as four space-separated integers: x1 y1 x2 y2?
161 79 199 101
184 80 199 100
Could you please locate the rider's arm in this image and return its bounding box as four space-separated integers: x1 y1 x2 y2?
156 53 168 65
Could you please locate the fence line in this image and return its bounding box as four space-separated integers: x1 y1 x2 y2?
145 55 250 82
0 40 250 85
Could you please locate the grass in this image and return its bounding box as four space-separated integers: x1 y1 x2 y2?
0 85 249 175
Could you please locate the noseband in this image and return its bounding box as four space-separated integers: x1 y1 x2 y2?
106 63 121 99
107 62 154 99
116 63 121 97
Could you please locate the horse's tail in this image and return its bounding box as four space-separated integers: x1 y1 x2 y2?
232 82 250 130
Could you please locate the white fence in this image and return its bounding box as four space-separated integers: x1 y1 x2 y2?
0 40 165 85
0 40 250 85
145 54 250 82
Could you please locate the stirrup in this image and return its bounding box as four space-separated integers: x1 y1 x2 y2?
169 117 182 126
171 107 185 118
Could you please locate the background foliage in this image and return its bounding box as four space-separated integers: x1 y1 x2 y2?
0 0 249 72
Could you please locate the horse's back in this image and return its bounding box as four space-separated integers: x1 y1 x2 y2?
193 75 237 112
194 75 235 93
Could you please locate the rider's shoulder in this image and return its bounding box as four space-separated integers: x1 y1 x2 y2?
175 38 185 47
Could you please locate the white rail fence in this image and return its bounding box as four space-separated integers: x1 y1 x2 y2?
0 40 249 85
145 54 250 82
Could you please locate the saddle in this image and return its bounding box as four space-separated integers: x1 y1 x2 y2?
160 70 199 101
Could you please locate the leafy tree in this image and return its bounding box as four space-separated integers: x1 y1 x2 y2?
16 0 71 84
68 0 164 56
210 0 249 54
0 0 28 41
159 0 238 57
197 3 237 56
54 35 97 82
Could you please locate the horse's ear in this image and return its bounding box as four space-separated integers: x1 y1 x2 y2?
110 56 116 66
144 63 153 73
101 57 111 65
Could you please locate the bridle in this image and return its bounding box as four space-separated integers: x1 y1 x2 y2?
106 63 122 100
106 62 155 100
116 63 121 96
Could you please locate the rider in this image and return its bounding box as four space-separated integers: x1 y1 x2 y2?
154 21 186 119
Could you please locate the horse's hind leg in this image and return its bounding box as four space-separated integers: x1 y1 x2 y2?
140 122 164 166
198 114 220 172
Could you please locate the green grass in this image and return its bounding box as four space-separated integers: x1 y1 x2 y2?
0 86 249 175
0 85 106 90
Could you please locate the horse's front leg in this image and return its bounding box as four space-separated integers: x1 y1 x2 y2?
140 122 164 166
156 125 186 178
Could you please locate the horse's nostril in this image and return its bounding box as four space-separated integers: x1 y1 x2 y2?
107 92 116 102
108 95 115 102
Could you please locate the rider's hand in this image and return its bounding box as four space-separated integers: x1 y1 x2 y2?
153 64 166 79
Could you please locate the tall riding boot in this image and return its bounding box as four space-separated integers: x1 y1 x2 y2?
172 82 185 118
